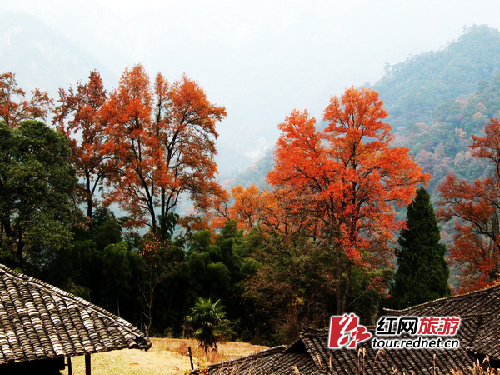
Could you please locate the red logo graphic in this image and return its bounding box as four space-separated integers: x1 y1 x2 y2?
328 313 372 349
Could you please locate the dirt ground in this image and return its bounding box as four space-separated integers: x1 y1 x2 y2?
61 337 267 375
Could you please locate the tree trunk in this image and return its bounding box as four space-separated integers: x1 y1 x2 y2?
151 212 157 236
342 262 352 314
144 286 153 338
161 188 166 219
336 252 343 315
87 198 93 220
16 230 24 271
86 173 93 219
335 254 353 314
288 287 299 342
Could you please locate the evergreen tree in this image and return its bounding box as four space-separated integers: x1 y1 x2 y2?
390 188 451 309
0 120 77 271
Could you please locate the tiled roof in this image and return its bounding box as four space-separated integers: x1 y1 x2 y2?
206 346 323 375
385 283 500 317
467 315 500 362
386 283 500 362
206 283 500 374
0 263 151 364
207 327 477 374
299 327 476 374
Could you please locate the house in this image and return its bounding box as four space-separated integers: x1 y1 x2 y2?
205 283 500 374
0 263 151 374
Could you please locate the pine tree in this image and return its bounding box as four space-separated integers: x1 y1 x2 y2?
390 188 451 309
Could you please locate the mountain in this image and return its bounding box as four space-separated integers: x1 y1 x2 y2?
378 25 500 197
0 12 116 97
228 25 500 196
374 24 500 130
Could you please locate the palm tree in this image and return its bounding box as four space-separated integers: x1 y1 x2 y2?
184 297 231 355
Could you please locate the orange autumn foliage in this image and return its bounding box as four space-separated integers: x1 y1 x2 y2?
229 184 265 231
209 184 265 231
207 88 427 315
101 65 158 229
0 72 52 127
258 187 316 236
215 189 323 271
54 70 109 218
211 184 315 238
96 64 226 232
268 87 430 266
155 74 226 216
438 118 500 292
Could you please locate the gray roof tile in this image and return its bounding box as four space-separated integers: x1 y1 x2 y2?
0 263 151 364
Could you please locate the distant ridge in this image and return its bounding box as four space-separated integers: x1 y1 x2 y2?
228 25 500 190
0 11 115 97
373 24 500 129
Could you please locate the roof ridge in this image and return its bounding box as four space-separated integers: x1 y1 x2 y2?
384 282 500 313
207 345 286 368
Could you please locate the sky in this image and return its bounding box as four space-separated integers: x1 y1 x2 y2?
2 0 500 172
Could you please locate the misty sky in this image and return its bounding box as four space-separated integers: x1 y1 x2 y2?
2 0 500 172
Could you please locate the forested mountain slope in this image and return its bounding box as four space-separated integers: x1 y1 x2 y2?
397 75 500 195
374 25 500 130
231 25 500 195
378 25 500 196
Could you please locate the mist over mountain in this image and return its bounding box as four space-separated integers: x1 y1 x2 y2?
1 1 500 176
0 12 117 97
228 25 500 194
374 24 500 130
3 0 499 173
374 25 500 197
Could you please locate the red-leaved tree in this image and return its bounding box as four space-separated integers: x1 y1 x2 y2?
154 74 227 222
268 87 430 313
0 72 52 127
54 70 109 219
101 65 160 230
101 65 226 234
438 118 500 292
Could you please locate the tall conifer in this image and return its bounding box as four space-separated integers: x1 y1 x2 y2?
390 188 451 309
